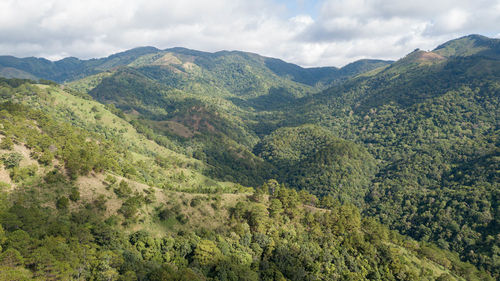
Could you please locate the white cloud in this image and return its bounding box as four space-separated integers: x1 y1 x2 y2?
441 9 470 31
0 0 498 67
295 0 500 65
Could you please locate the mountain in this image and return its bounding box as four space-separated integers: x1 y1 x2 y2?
434 34 500 59
302 35 500 113
276 34 500 276
0 47 161 82
0 78 490 280
0 47 391 86
0 34 498 280
55 48 388 188
263 57 392 86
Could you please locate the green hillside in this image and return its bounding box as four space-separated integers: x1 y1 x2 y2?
255 125 377 204
0 34 498 280
276 35 500 276
0 79 490 280
433 34 500 59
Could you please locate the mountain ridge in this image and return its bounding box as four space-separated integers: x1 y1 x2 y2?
2 33 497 85
0 46 392 86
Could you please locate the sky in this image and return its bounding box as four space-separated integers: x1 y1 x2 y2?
0 0 499 67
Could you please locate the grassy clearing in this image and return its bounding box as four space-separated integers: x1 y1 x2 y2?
75 171 250 238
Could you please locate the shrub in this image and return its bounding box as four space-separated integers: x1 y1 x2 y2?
69 189 80 202
105 175 117 185
0 136 14 150
210 202 220 210
119 197 141 219
56 197 69 210
0 181 10 190
190 197 202 207
176 214 188 224
2 152 23 169
10 165 37 182
145 192 156 204
94 195 108 211
114 180 132 198
37 151 54 166
158 208 173 221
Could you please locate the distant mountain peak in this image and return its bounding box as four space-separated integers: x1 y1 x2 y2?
106 46 160 59
433 34 500 58
164 47 212 57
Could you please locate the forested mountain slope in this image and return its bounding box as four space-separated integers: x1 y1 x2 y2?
0 47 391 87
0 34 498 280
255 125 378 204
277 34 500 276
0 79 491 280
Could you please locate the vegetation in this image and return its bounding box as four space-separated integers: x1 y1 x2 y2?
255 125 377 204
275 35 500 276
0 34 498 279
0 174 492 280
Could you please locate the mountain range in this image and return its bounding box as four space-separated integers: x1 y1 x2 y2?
0 34 498 280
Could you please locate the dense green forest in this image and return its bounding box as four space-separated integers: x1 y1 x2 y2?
0 34 498 280
255 125 377 204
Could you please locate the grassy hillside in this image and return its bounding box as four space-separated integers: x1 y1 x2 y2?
0 78 243 194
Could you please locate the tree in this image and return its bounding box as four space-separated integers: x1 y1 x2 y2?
114 181 132 198
119 197 142 219
250 185 267 202
268 199 283 218
90 251 121 281
0 248 24 267
0 266 33 281
246 204 269 233
193 240 222 266
69 189 80 202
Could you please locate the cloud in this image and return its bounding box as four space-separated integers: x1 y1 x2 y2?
294 0 500 65
0 0 498 67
